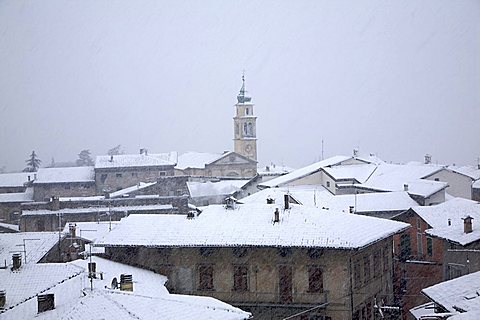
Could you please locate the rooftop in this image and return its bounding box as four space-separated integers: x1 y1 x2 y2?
187 180 250 198
34 166 95 184
448 165 480 181
258 155 352 188
422 271 480 315
242 185 418 214
0 232 61 266
96 203 409 249
22 204 174 217
0 187 33 203
0 172 34 187
323 164 378 183
95 152 177 169
176 151 224 170
413 198 480 245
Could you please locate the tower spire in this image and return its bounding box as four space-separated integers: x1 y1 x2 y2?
237 71 251 103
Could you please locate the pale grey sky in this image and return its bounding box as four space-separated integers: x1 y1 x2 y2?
0 0 479 171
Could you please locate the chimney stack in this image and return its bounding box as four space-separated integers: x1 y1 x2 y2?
69 223 76 238
120 274 133 291
463 216 474 234
88 262 97 279
425 154 432 164
37 294 55 313
0 290 5 309
12 253 21 271
284 194 290 210
448 219 451 226
266 196 275 204
349 206 355 213
353 148 359 157
110 155 114 162
51 196 60 211
403 184 409 192
274 208 280 223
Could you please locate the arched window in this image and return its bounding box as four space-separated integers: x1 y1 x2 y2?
248 123 253 136
246 108 249 115
243 123 248 136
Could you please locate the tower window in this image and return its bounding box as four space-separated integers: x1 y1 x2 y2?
246 108 249 115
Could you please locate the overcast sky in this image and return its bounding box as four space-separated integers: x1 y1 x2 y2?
0 0 478 172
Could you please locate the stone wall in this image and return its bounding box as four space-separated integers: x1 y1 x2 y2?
104 238 393 320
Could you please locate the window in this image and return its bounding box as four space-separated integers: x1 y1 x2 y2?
307 266 324 293
246 107 249 115
427 237 433 256
198 265 214 291
383 246 390 272
417 233 423 256
434 178 440 181
354 260 361 288
116 173 122 178
233 265 249 291
159 171 166 176
373 251 380 278
399 234 411 261
131 172 138 177
363 255 371 283
416 217 422 230
326 181 330 188
100 174 107 183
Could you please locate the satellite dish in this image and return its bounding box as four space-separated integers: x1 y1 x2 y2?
111 277 118 289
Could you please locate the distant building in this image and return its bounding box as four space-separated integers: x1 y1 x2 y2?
94 150 177 193
176 151 257 178
33 166 96 201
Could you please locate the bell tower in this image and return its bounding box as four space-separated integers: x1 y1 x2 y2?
233 75 257 161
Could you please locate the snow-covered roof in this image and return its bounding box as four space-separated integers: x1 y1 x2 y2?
22 204 174 216
0 222 19 232
187 180 250 198
0 232 61 266
62 221 120 242
95 152 177 169
109 182 157 198
241 185 417 213
24 256 249 320
323 164 377 183
34 166 95 184
412 198 480 245
422 271 480 315
176 151 224 170
448 165 480 181
96 204 409 249
0 263 84 314
59 195 105 201
361 162 446 195
474 180 480 189
404 180 449 198
0 187 33 203
257 163 295 175
259 155 352 188
0 172 34 187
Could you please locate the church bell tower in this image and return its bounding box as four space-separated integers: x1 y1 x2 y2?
233 75 257 161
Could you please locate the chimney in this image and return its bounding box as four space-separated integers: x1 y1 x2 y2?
403 184 409 192
69 223 76 238
266 196 275 204
37 294 55 313
0 290 5 309
353 148 359 157
120 274 133 291
274 208 280 223
12 253 21 271
284 194 290 210
448 218 451 226
463 216 474 234
51 196 60 211
88 262 97 279
110 155 114 162
425 154 432 164
349 206 355 213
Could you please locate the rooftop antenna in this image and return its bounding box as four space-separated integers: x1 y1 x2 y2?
321 140 324 160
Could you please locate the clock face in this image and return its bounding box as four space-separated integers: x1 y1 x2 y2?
245 144 252 153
